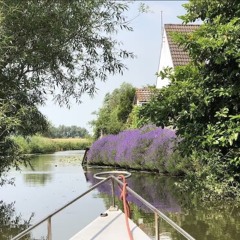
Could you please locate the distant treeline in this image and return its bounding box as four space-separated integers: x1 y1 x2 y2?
45 125 90 138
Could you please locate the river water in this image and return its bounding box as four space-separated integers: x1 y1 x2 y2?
0 150 239 240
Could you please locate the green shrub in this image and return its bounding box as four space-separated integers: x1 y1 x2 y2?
13 136 31 154
52 138 92 151
28 136 56 153
12 136 92 154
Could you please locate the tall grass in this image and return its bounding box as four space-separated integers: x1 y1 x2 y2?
13 136 92 154
51 138 91 151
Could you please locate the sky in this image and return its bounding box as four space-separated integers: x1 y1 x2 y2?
39 1 187 134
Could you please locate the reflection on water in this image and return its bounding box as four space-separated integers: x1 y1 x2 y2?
23 173 52 186
85 170 181 213
84 168 240 240
0 151 107 240
0 151 240 240
22 155 53 186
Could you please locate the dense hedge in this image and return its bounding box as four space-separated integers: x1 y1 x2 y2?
13 136 92 154
87 125 186 175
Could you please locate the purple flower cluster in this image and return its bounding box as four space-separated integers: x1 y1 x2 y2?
87 125 178 172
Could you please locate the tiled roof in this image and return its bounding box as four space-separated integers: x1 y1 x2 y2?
165 24 200 66
135 88 152 102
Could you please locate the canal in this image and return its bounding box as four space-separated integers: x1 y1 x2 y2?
0 150 239 239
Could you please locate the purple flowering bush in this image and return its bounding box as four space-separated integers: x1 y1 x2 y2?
87 125 184 174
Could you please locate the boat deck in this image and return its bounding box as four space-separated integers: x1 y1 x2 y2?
69 208 152 240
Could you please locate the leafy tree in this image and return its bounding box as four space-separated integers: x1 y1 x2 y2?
0 0 133 180
126 86 157 129
0 200 33 240
0 0 133 105
140 0 240 197
90 82 135 138
126 105 143 129
0 100 48 184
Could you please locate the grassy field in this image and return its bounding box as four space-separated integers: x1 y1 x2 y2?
13 135 92 154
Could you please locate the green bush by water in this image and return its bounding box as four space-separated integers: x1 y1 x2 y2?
13 136 92 154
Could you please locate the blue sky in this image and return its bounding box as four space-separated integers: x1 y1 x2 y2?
39 1 187 133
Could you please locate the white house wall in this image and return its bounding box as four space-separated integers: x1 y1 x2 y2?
156 29 173 89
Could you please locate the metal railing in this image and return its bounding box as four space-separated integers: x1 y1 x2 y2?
11 171 195 240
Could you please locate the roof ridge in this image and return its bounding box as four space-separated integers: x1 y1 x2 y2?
164 23 201 26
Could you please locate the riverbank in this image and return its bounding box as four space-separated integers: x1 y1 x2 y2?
13 135 92 154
